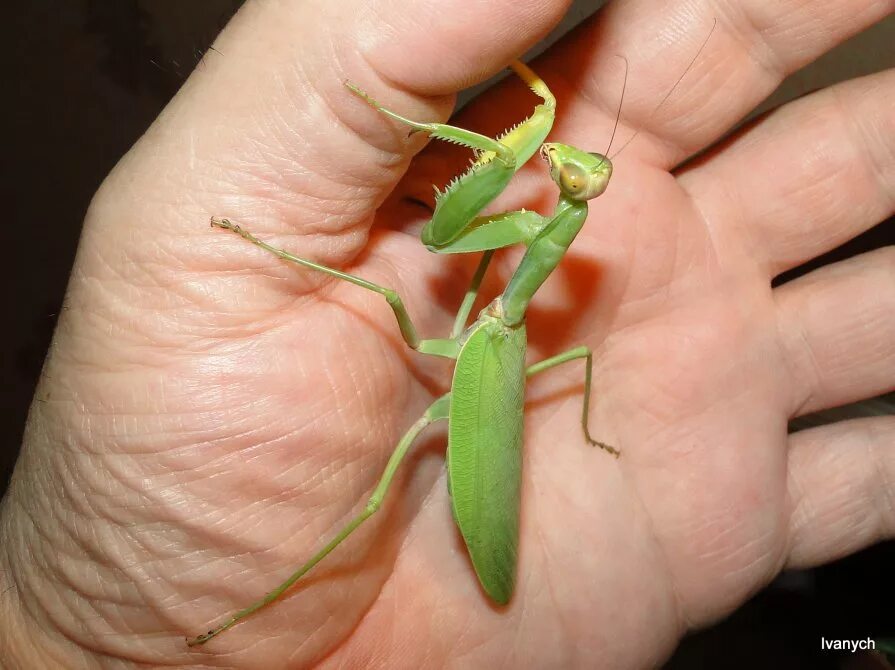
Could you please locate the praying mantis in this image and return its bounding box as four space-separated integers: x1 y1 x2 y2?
188 59 620 646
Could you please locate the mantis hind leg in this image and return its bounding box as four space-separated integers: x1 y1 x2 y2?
212 218 458 359
526 346 620 457
187 394 451 646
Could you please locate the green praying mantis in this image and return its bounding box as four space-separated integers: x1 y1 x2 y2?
188 59 621 646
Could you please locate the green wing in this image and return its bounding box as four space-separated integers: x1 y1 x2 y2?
448 317 527 604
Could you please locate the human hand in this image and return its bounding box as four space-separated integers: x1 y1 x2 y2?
1 0 893 667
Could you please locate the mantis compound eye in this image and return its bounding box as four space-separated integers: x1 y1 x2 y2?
559 156 612 201
559 163 588 197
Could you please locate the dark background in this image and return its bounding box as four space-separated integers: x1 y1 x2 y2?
3 2 892 667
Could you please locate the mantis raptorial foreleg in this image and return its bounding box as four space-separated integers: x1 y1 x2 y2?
526 346 619 457
211 217 459 359
187 395 450 647
437 210 550 254
348 60 555 249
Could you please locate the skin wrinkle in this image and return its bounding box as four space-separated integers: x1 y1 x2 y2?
678 160 734 253
686 506 779 576
12 516 105 661
74 272 153 342
531 501 574 666
621 459 691 634
305 422 385 525
717 535 784 594
284 414 352 483
214 157 372 235
317 51 431 173
711 0 786 83
617 185 709 319
79 397 238 455
666 505 774 622
59 523 149 615
702 75 894 271
170 136 279 200
55 562 114 629
222 91 387 213
774 135 862 243
0 558 77 669
65 307 174 374
268 441 346 515
262 107 391 212
204 156 335 222
292 512 391 666
154 472 288 545
784 452 817 558
831 80 895 211
777 289 825 418
705 153 775 276
777 249 895 414
867 422 895 532
206 249 334 308
789 426 854 566
333 308 379 421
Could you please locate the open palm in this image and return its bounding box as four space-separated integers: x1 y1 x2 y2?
4 1 893 668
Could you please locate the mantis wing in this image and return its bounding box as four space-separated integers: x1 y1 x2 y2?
447 316 527 604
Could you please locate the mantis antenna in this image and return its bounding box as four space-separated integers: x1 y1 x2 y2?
609 18 717 161
594 55 628 172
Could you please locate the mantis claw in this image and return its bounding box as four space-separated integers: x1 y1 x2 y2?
186 628 220 647
210 216 237 231
587 436 621 458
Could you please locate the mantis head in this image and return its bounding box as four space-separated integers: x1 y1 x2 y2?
540 143 612 201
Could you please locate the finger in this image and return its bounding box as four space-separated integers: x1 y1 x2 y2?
680 69 895 276
545 0 895 166
87 0 573 259
774 247 895 417
786 416 895 569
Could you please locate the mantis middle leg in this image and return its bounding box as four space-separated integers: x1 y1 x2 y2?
526 346 620 457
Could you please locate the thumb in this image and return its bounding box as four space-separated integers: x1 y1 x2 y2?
63 0 573 359
85 0 573 265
